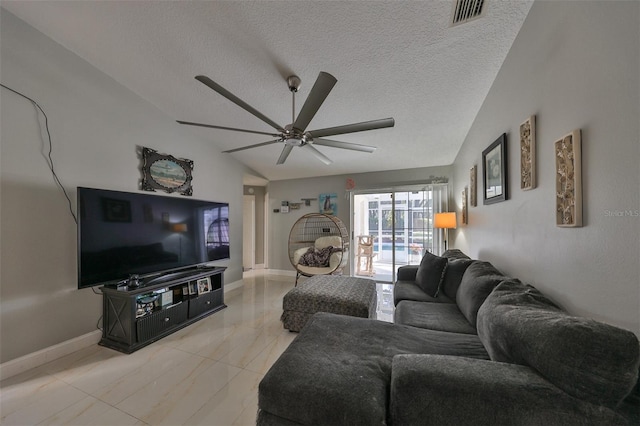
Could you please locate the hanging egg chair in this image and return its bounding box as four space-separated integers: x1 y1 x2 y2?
288 213 349 285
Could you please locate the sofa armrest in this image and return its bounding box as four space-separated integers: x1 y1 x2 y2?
397 265 418 282
390 354 626 425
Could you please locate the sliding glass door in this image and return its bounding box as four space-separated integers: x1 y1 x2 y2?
351 185 447 283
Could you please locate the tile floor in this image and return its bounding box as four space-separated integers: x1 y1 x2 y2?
1 272 394 425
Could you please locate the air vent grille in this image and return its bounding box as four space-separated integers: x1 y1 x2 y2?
451 0 485 26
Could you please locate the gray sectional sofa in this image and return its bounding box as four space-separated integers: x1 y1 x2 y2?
258 250 640 425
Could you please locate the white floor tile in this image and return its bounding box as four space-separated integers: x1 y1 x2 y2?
184 369 263 426
1 272 394 425
1 374 87 425
38 395 142 425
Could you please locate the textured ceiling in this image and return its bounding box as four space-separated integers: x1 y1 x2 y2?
2 1 533 182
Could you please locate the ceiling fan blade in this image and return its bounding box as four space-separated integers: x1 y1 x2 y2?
308 117 395 139
276 145 294 165
292 72 337 132
303 144 333 165
195 75 285 132
177 120 281 137
222 139 281 154
313 138 376 153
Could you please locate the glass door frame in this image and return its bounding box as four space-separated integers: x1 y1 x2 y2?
349 184 449 283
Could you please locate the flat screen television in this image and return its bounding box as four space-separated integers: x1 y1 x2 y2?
77 187 229 289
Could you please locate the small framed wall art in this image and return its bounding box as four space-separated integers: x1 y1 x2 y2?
482 133 508 205
462 187 468 224
555 129 582 227
520 115 536 190
470 165 477 207
319 193 338 215
141 147 194 196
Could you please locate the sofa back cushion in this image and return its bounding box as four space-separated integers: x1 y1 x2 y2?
477 280 640 408
439 258 475 300
456 261 506 327
415 252 448 297
442 249 471 260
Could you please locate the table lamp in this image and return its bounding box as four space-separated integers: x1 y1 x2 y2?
434 212 457 253
172 223 188 260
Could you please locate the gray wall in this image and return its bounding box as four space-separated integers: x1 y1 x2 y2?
0 11 245 362
451 1 639 336
267 165 452 271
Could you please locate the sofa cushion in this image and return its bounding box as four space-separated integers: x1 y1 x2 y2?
258 312 488 426
439 258 475 300
390 354 628 426
456 261 506 327
394 300 476 334
442 249 471 260
393 281 453 305
415 252 448 297
477 280 640 408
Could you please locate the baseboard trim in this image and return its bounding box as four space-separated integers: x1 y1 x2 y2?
241 269 296 278
266 269 297 277
0 330 102 381
224 278 244 292
0 273 291 381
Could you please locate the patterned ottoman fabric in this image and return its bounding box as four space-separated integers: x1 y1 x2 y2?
281 275 377 332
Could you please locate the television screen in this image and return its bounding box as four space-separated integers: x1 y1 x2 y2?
77 187 229 289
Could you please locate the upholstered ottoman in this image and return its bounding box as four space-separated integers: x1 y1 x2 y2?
281 275 377 332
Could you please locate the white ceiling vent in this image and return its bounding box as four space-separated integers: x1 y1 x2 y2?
451 0 486 26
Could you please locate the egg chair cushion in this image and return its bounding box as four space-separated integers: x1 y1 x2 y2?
315 236 344 250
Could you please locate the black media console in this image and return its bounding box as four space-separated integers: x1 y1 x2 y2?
99 267 226 353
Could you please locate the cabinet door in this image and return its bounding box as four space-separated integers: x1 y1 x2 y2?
188 289 223 318
136 302 188 342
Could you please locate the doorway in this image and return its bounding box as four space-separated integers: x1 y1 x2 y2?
242 195 255 271
351 185 447 283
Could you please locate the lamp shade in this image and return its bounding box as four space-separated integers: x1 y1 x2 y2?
434 212 457 229
171 223 188 233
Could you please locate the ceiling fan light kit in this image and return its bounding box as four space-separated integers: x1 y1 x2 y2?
177 71 394 165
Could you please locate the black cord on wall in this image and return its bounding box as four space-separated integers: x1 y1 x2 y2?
1 83 78 224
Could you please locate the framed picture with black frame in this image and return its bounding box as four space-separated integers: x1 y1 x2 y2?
482 133 508 205
101 198 132 222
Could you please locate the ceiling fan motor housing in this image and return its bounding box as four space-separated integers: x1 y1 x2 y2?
283 124 308 146
287 75 301 92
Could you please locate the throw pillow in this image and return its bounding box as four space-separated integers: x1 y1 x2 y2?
438 258 474 299
414 252 448 297
455 261 506 327
298 246 341 267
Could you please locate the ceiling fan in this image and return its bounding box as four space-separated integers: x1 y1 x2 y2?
177 72 394 165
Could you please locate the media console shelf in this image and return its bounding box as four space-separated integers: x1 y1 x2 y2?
99 267 226 353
